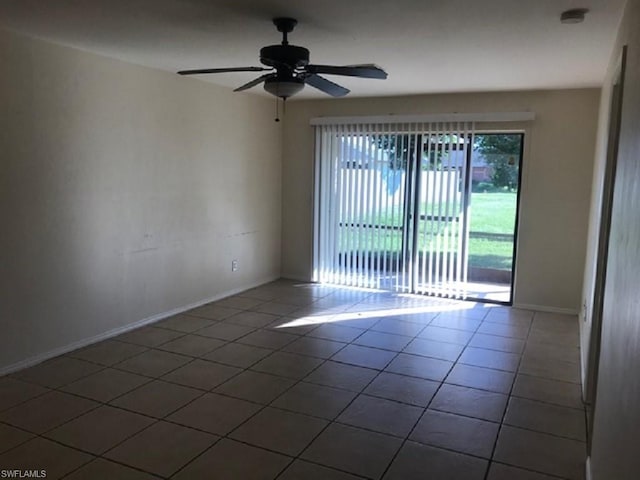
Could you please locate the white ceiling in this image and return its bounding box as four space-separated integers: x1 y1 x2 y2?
0 0 626 99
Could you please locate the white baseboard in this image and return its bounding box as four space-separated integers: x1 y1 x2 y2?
278 281 581 317
513 303 578 316
278 280 580 316
586 456 592 480
280 273 312 282
0 275 279 376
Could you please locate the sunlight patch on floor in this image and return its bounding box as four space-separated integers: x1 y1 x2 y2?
273 301 492 329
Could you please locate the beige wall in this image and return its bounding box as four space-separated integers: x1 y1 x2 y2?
0 30 282 372
586 0 640 478
282 89 599 312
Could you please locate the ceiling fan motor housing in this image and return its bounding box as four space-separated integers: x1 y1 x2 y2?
260 45 310 69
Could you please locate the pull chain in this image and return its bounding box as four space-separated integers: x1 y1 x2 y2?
274 97 280 122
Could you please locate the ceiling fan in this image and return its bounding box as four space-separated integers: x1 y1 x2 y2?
178 17 388 99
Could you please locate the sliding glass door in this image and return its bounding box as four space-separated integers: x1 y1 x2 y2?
313 125 413 291
410 129 472 299
313 122 522 303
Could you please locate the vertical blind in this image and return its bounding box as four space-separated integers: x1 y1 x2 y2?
313 120 475 299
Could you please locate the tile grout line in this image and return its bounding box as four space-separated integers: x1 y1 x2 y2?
166 312 345 480
481 309 585 480
267 284 458 478
481 308 536 480
1 284 585 480
56 290 340 480
0 334 582 424
272 328 404 480
376 309 487 479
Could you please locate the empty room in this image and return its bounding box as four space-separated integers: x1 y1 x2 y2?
1 1 638 479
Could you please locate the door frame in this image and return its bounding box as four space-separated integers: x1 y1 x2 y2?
312 121 527 305
585 45 627 451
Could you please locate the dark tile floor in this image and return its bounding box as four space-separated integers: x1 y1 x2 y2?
0 280 585 479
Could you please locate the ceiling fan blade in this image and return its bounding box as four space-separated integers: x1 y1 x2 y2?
304 74 350 97
234 73 275 92
305 64 387 79
177 66 271 76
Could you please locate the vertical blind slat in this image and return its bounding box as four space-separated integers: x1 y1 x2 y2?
360 127 369 287
314 120 476 299
372 124 381 288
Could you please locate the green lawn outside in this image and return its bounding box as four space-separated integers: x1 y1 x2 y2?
468 237 514 270
355 192 516 233
337 192 517 270
469 192 517 234
468 192 516 269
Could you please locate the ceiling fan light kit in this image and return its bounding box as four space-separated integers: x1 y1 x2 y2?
264 76 305 98
560 8 589 24
178 17 387 100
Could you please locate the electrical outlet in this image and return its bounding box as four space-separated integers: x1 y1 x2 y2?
231 260 238 272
